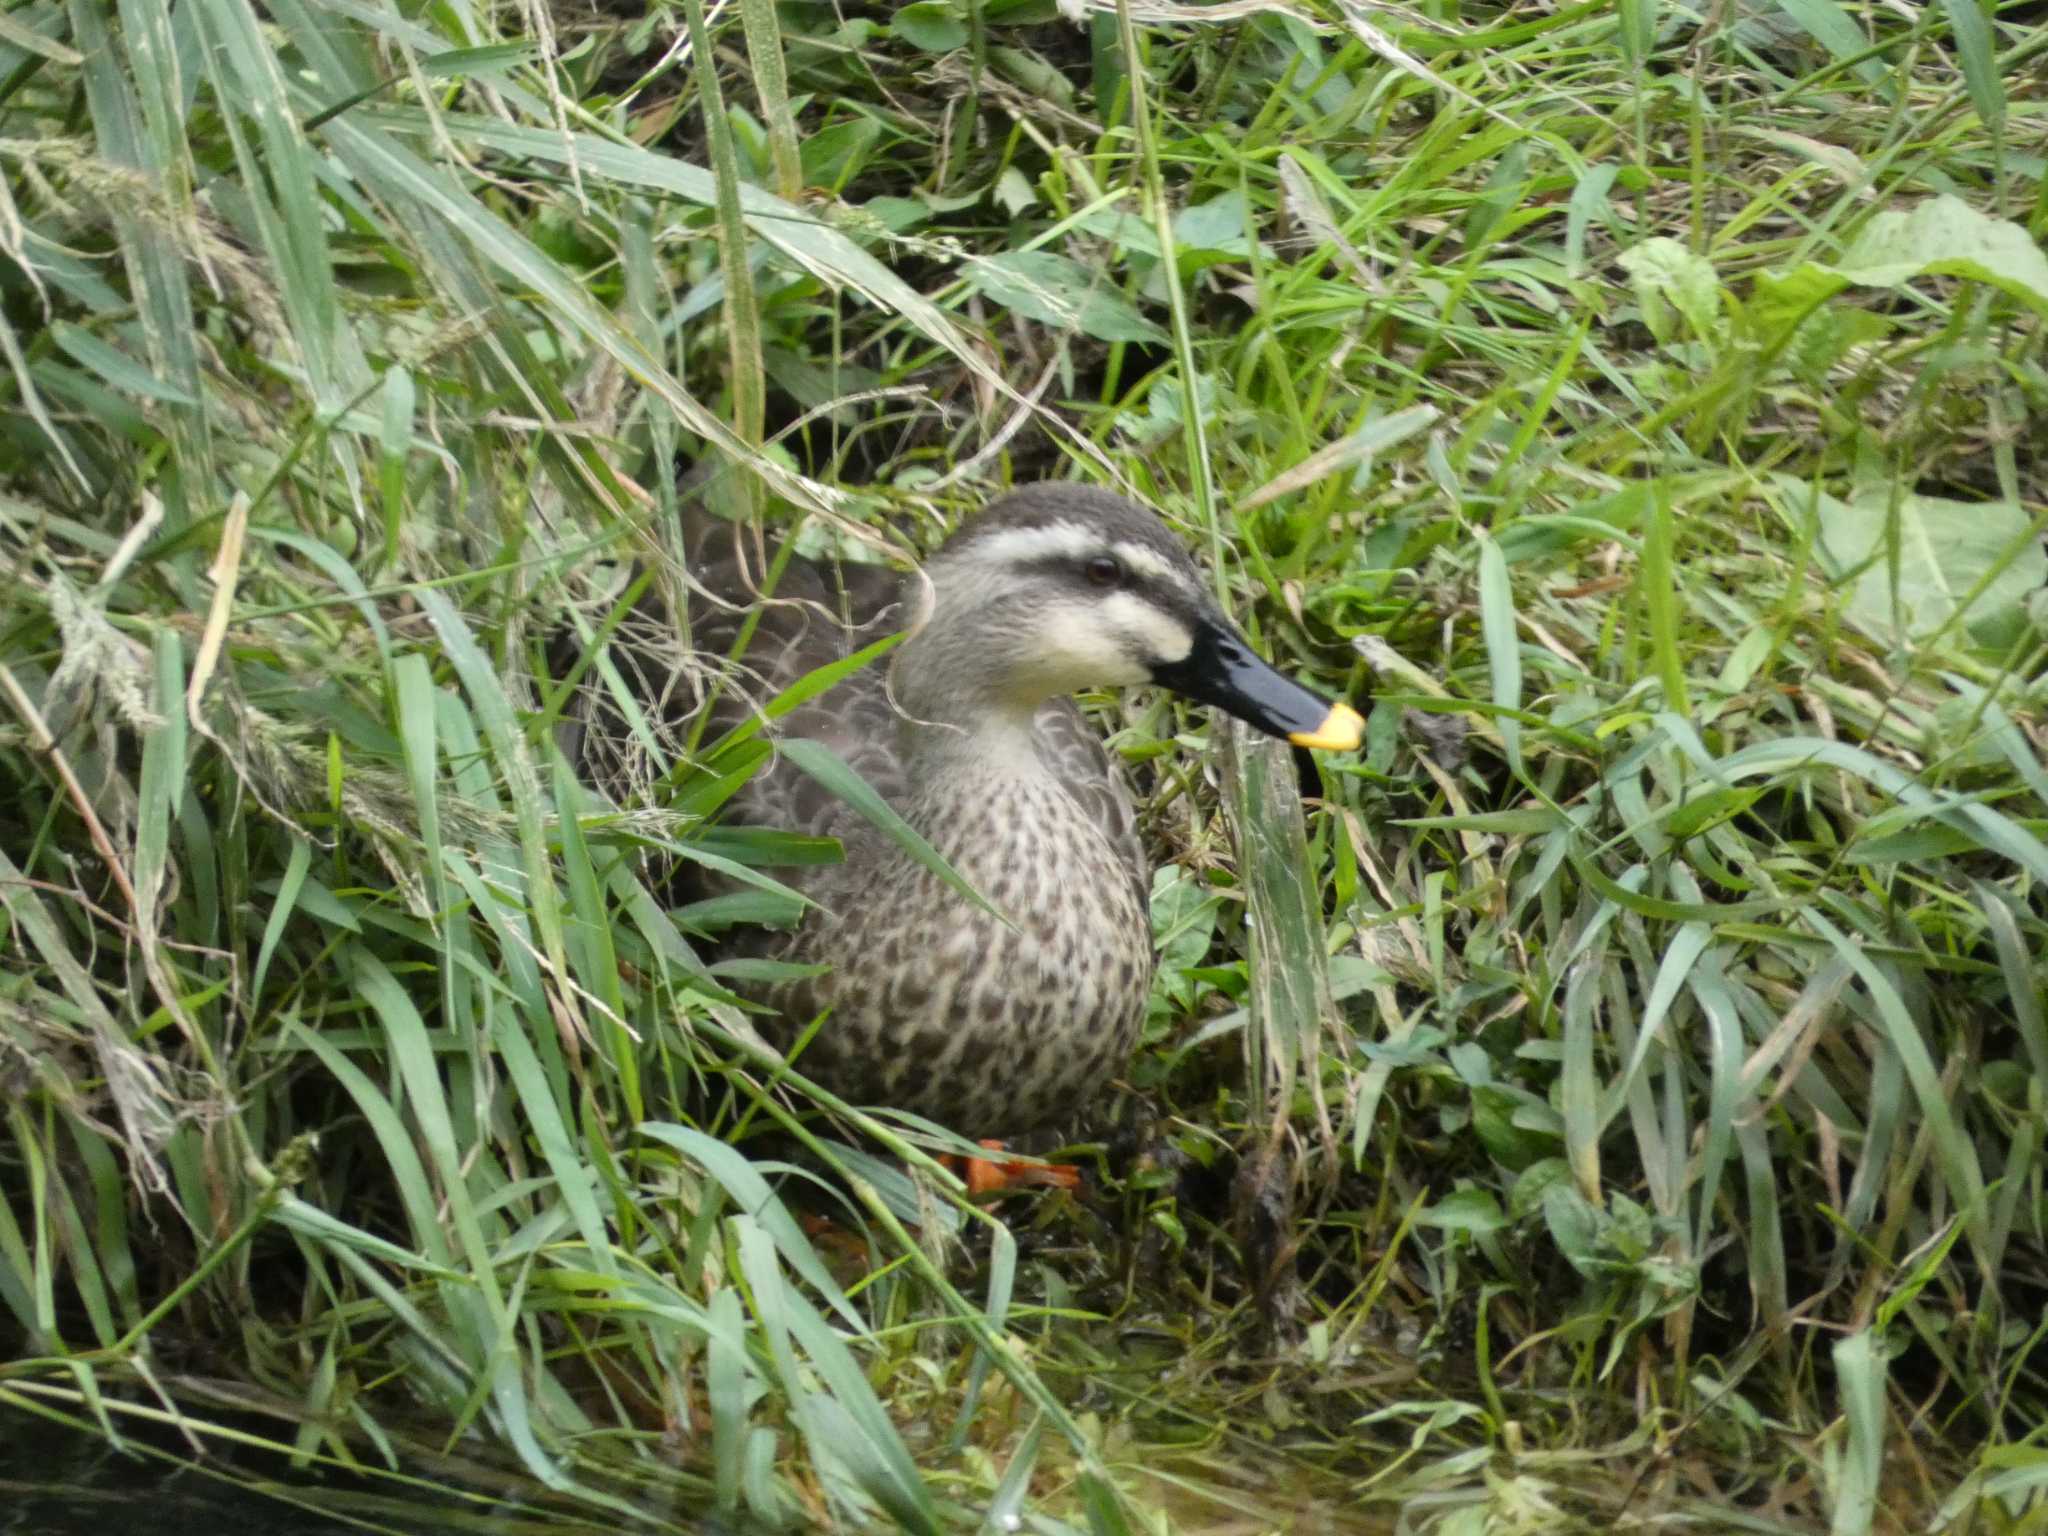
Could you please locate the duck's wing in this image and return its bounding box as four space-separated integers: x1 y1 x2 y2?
1034 699 1149 911
561 505 910 846
684 522 910 841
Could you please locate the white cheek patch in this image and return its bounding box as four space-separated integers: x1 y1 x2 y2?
1035 599 1152 685
1101 590 1193 665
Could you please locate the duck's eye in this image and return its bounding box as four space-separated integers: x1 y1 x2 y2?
1084 555 1124 588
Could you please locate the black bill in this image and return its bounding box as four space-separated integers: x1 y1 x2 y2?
1151 618 1364 751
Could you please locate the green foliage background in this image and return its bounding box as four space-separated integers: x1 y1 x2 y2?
1 0 2046 1529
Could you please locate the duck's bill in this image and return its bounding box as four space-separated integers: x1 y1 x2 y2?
1152 620 1364 752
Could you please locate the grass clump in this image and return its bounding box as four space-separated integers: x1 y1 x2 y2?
2 0 2047 1531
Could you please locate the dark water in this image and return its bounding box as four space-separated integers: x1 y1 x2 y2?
1 1413 348 1535
0 1406 612 1536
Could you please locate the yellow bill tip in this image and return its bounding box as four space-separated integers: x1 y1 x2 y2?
1287 701 1365 752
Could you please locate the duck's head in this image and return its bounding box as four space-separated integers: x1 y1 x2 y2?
897 485 1364 752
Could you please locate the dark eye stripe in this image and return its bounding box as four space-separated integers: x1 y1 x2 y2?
1007 548 1202 623
1014 552 1112 586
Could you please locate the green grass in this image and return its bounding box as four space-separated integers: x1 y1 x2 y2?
2 0 2046 1530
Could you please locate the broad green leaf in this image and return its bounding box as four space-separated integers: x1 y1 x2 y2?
891 0 968 51
1419 1187 1506 1233
1172 191 1253 257
965 250 1168 344
1794 476 2048 648
1617 237 1723 344
1836 195 2048 317
1757 198 2048 337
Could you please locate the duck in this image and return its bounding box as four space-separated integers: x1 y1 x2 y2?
566 479 1363 1180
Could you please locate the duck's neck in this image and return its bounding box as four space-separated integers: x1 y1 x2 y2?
890 614 1051 783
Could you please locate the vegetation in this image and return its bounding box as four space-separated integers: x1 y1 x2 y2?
2 0 2046 1529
